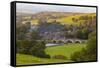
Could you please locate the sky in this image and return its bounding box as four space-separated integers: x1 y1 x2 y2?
16 3 96 14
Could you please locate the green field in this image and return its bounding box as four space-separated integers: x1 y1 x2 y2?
30 13 96 25
16 54 70 65
16 43 86 65
45 43 86 59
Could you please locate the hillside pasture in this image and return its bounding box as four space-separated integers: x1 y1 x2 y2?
16 43 86 65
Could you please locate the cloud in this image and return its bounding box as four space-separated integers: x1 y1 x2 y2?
16 3 96 13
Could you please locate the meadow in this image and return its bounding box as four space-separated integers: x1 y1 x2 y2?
16 43 86 65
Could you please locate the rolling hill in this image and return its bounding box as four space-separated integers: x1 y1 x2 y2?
17 12 96 26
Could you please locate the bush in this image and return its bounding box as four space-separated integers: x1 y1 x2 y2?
52 55 67 60
39 54 50 58
70 48 86 61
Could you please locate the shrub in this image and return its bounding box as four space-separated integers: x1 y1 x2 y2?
70 48 86 61
52 55 67 60
39 54 50 58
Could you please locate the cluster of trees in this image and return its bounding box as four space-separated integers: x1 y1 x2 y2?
64 25 91 39
64 15 96 39
22 15 96 42
16 22 50 58
17 40 50 58
62 15 97 61
72 15 96 23
71 31 97 61
67 15 97 61
16 22 31 40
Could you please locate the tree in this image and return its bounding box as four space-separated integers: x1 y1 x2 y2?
72 18 78 23
76 29 83 39
25 31 41 41
29 41 50 58
16 40 50 58
82 28 90 39
71 31 97 61
16 22 31 40
86 31 96 54
76 28 90 39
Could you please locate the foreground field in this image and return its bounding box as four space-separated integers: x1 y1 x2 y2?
16 54 70 65
16 43 86 65
45 43 86 59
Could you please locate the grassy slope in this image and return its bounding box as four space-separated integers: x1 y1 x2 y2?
31 13 96 25
56 13 96 24
16 54 70 65
16 43 86 65
45 43 86 59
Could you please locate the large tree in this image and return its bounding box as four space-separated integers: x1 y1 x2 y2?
71 31 97 61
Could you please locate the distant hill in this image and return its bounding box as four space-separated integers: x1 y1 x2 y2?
16 12 96 25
